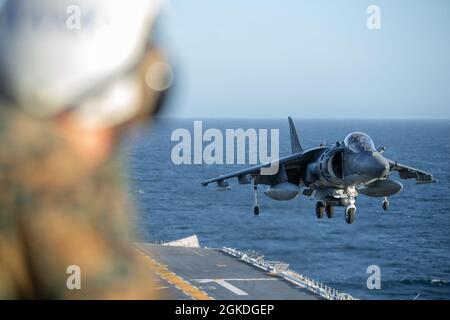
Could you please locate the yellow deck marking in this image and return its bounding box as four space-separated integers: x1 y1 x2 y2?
136 249 213 300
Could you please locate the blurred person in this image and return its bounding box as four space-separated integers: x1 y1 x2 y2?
0 0 172 299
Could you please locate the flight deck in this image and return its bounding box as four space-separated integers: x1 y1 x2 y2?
135 238 355 300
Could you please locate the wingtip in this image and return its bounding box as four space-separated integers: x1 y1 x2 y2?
201 181 208 187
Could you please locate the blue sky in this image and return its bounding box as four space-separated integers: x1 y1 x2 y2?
159 0 450 119
1 0 448 119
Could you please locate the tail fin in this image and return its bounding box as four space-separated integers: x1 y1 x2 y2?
288 116 303 154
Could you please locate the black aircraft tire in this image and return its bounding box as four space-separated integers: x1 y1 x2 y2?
345 207 355 224
326 205 334 218
316 202 324 219
253 205 260 216
383 201 389 211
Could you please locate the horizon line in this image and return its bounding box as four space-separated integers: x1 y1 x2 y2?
155 116 450 121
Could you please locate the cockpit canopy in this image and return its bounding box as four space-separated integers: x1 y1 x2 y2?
344 132 376 153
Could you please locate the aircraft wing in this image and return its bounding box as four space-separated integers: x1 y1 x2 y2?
387 159 437 184
201 148 324 187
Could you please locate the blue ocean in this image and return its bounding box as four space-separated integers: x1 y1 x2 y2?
123 119 450 300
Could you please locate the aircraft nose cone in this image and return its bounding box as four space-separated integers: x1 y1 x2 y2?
369 155 390 179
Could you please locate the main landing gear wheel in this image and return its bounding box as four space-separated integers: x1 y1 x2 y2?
253 205 260 216
382 197 389 211
345 206 356 224
316 202 324 219
325 204 334 218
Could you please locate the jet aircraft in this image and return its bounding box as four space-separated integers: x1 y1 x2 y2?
201 117 436 224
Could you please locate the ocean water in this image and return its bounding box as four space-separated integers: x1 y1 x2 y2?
123 119 450 300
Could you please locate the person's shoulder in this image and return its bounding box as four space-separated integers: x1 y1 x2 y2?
0 104 62 175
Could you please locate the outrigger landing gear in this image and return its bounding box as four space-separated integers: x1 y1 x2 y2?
382 197 389 211
315 202 324 219
253 183 260 215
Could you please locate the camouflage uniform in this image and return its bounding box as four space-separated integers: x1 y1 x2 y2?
0 105 155 299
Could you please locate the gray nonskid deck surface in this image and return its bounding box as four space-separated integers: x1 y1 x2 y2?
136 243 321 300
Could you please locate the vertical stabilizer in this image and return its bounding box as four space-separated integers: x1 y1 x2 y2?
288 117 303 154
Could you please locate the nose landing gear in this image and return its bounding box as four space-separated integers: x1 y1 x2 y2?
345 206 356 224
344 188 357 224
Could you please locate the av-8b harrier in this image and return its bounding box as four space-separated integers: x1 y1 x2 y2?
201 117 436 224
